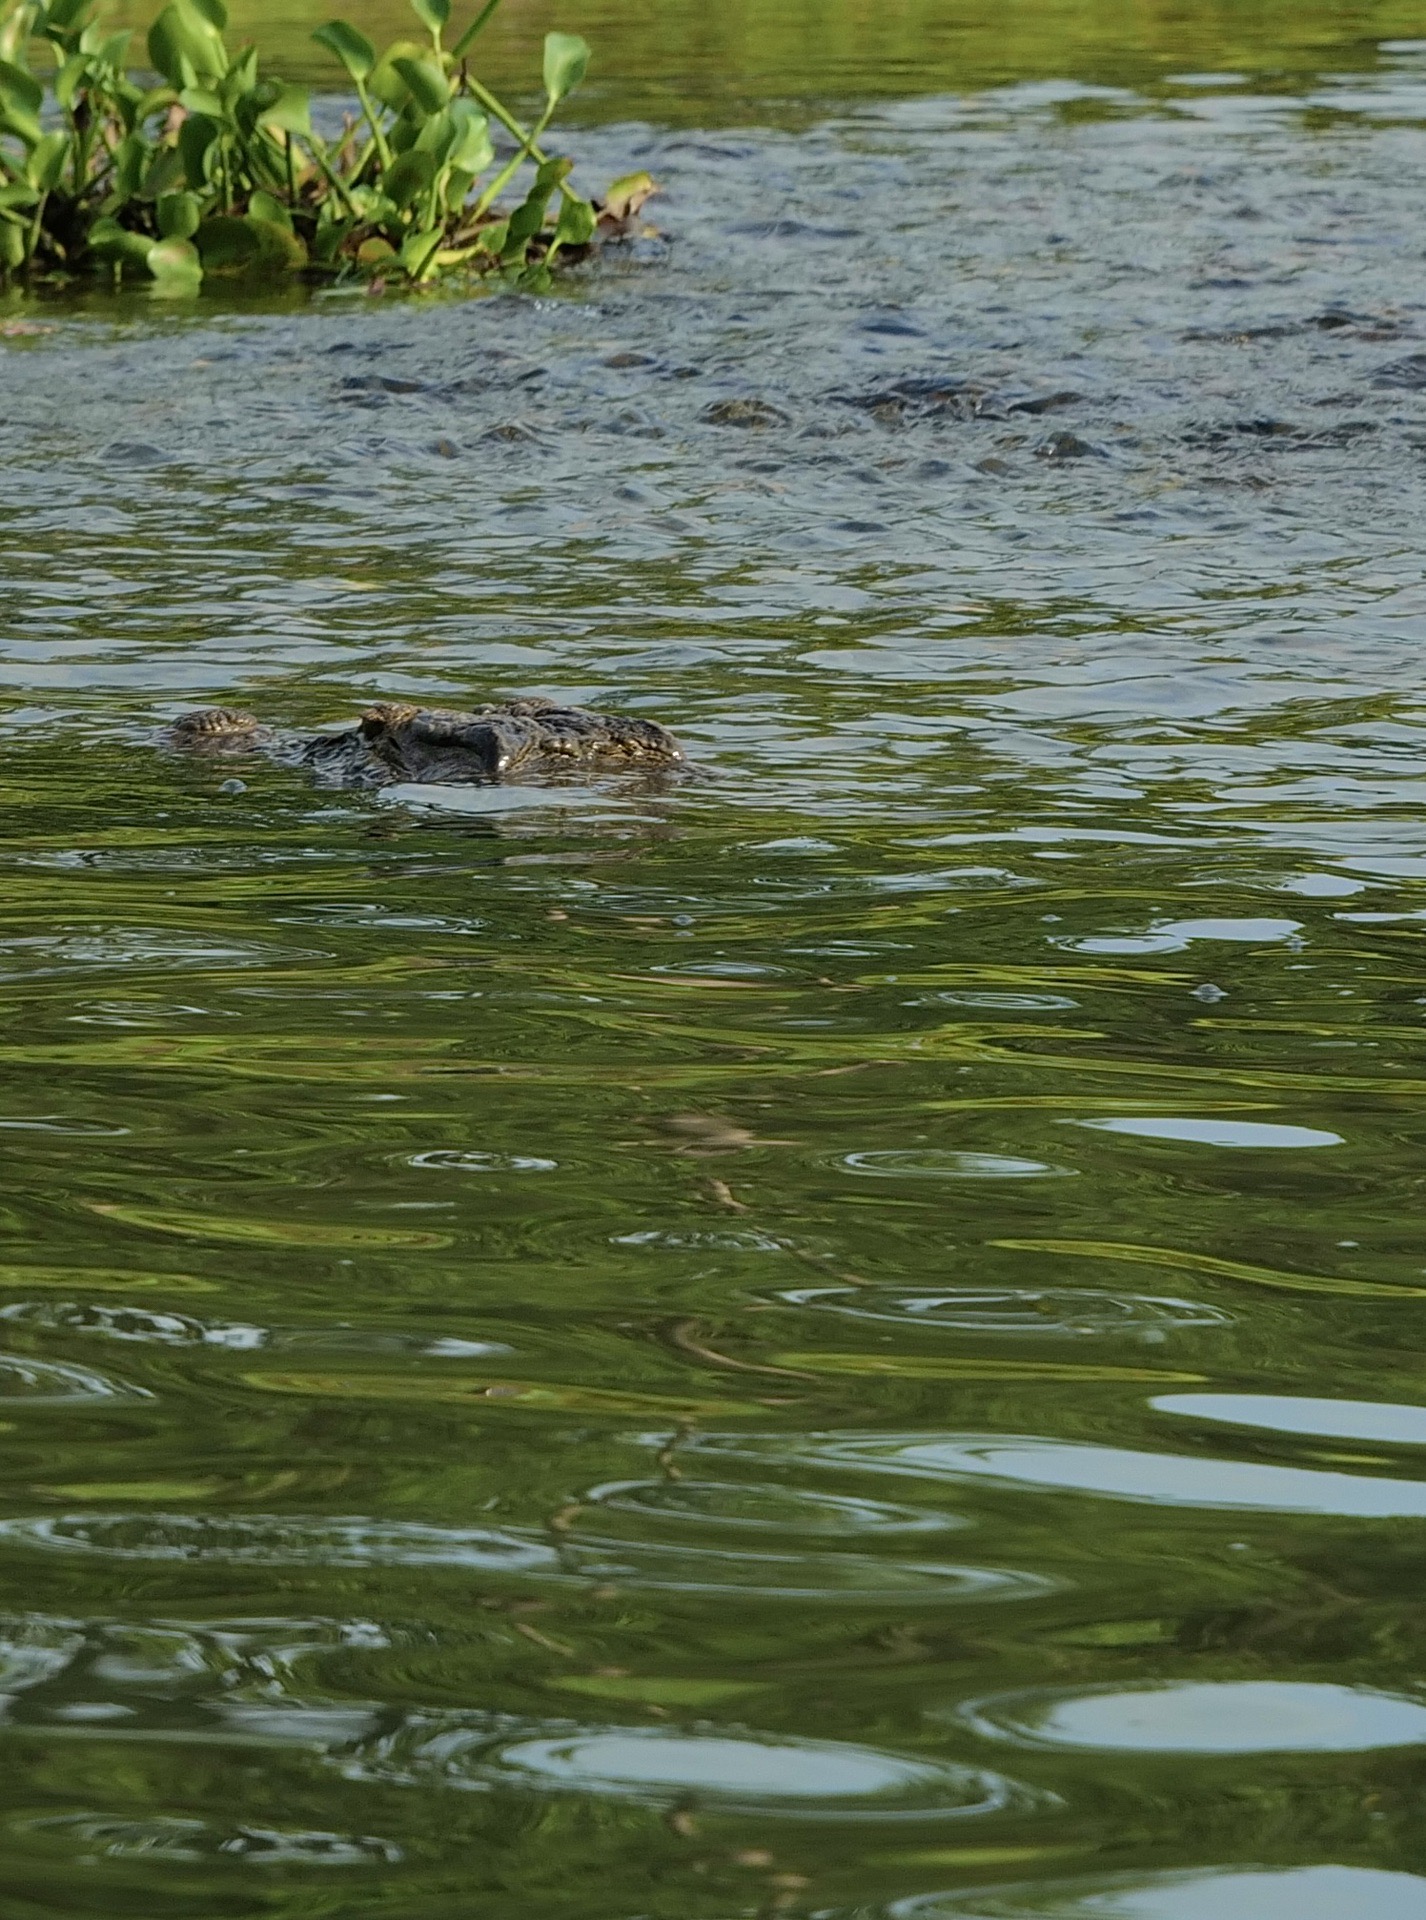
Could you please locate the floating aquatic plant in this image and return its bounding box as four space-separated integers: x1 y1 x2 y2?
0 0 655 288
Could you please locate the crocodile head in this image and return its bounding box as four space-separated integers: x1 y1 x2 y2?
165 709 268 752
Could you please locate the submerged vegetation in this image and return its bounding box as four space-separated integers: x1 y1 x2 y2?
0 0 655 288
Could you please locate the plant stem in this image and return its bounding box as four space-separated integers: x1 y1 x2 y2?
465 80 580 207
352 76 391 171
450 0 502 61
470 96 556 217
25 187 47 266
301 135 359 218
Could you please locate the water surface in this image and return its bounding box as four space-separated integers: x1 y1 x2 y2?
6 6 1426 1916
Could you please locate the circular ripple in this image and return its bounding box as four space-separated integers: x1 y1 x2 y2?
0 1354 147 1403
915 992 1079 1011
409 1151 557 1173
955 1680 1426 1754
555 1535 1032 1601
842 1865 1426 1919
839 1151 1074 1180
774 1287 1228 1339
583 1478 963 1535
353 1714 1044 1820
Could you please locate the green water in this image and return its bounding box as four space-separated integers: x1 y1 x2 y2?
8 2 1426 1915
108 0 1426 117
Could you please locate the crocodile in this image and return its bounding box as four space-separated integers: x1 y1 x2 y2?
165 697 687 788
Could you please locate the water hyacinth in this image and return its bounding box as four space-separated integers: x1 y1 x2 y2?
0 0 656 287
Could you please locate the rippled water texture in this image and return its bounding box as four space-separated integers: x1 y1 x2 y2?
7 8 1426 1918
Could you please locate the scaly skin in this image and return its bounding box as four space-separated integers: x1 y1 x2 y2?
164 698 687 788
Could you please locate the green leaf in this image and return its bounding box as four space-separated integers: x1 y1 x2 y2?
145 234 203 288
542 30 588 103
396 222 442 278
446 98 490 172
600 169 656 221
0 56 44 114
178 84 225 117
188 0 228 33
311 19 375 82
53 52 87 107
368 37 425 108
140 143 185 199
26 129 68 192
552 190 594 247
156 187 201 237
44 0 94 38
408 0 449 35
382 145 435 207
502 152 567 259
0 221 29 269
257 81 311 137
136 85 180 121
147 0 227 89
194 211 306 273
0 103 44 148
391 53 447 113
247 187 291 231
110 131 148 200
87 218 157 268
0 181 39 209
177 112 220 186
224 41 257 96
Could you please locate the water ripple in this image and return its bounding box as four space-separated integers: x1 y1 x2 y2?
674 1433 1426 1517
954 1681 1426 1754
343 1713 1048 1819
772 1287 1229 1340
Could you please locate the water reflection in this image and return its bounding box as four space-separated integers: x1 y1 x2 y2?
0 1354 148 1402
1153 1393 1426 1446
1075 1118 1344 1149
0 1513 560 1571
679 1433 1426 1516
11 1812 404 1865
954 1681 1426 1753
346 1715 1046 1818
856 1865 1426 1918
